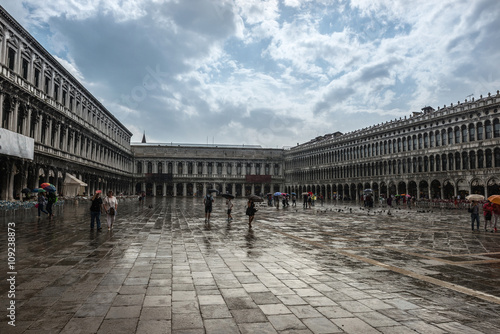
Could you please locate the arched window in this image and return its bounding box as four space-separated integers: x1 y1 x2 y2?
455 152 461 170
462 152 468 170
237 163 242 175
454 126 460 144
478 150 484 168
495 148 500 167
177 162 182 174
441 130 447 145
442 154 447 171
424 156 428 172
477 123 483 140
168 162 173 174
448 129 453 145
485 121 492 139
418 135 423 149
137 161 143 174
158 162 163 174
188 162 193 174
147 162 153 174
436 155 441 171
274 164 280 175
462 125 467 143
486 149 493 168
469 151 476 169
430 155 434 171
448 153 454 171
429 132 434 147
435 131 441 146
424 133 429 148
469 124 475 141
217 163 223 175
494 119 500 137
413 136 417 150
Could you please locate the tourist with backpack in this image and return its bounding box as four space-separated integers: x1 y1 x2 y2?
103 190 118 231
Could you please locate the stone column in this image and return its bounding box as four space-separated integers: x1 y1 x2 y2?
203 183 207 196
251 184 255 195
173 183 177 196
183 183 187 196
232 183 236 196
153 182 156 196
163 183 166 197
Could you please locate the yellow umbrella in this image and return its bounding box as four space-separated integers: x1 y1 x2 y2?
487 195 500 205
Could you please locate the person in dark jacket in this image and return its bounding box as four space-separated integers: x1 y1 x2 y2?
90 191 103 230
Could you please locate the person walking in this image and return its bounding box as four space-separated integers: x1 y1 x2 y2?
470 200 481 231
483 201 494 232
292 194 296 207
492 203 500 233
204 193 214 223
226 198 233 222
103 190 118 231
46 191 57 219
246 198 256 228
37 192 48 217
303 193 308 208
90 191 103 230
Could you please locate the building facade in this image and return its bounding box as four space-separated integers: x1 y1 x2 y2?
131 143 285 197
0 7 134 200
284 94 500 201
1 5 499 202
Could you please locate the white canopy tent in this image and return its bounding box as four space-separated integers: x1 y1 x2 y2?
63 173 87 197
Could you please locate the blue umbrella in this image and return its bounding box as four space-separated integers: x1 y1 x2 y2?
291 192 296 195
274 192 282 196
32 188 46 193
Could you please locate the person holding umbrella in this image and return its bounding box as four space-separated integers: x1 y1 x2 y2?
37 192 48 217
483 200 494 232
46 190 57 219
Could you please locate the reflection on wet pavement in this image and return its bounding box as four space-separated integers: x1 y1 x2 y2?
1 197 500 333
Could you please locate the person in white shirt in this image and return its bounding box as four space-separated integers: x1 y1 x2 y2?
103 190 118 230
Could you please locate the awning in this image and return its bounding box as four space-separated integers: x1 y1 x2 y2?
64 173 87 186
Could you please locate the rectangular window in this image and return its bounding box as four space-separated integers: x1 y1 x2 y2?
69 96 74 111
62 91 67 106
22 58 29 79
7 47 15 70
44 76 50 94
34 68 40 88
54 84 59 101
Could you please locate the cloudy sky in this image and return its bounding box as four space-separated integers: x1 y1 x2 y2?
4 0 500 147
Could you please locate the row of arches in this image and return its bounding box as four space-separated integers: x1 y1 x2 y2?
289 116 500 168
288 148 500 182
285 177 500 201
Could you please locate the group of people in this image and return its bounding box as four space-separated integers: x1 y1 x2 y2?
204 193 257 228
469 200 500 232
36 191 57 219
302 193 323 208
89 190 118 231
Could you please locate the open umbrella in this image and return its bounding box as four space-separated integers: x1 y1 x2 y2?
21 188 31 193
466 194 484 202
32 188 46 193
96 190 102 194
207 189 219 194
301 192 309 195
487 195 500 205
40 183 52 188
274 192 282 197
220 193 235 199
248 194 264 202
43 185 56 192
364 189 373 193
291 192 296 195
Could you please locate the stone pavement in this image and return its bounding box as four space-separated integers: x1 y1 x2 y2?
1 197 500 334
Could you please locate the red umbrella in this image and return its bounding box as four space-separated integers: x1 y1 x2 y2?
40 183 52 189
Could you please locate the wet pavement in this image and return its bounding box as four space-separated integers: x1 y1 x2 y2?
1 197 500 333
